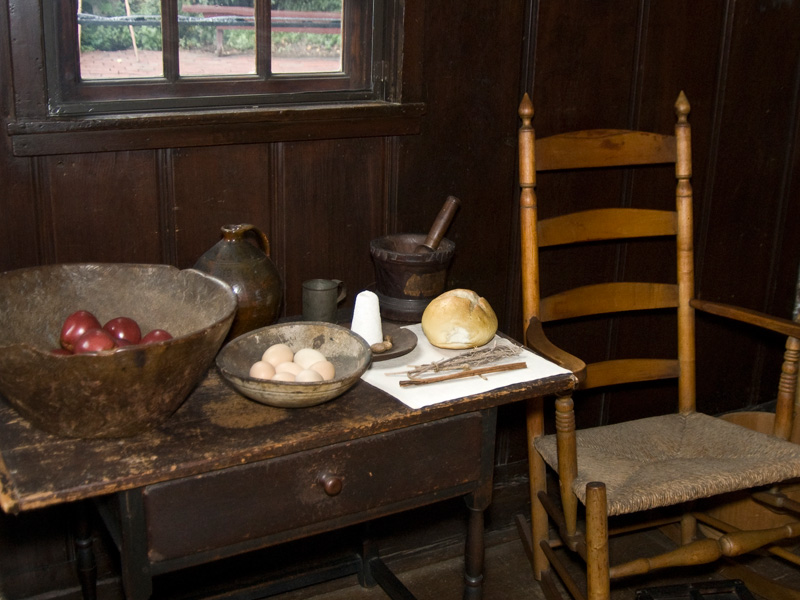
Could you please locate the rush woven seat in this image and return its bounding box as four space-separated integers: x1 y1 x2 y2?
535 412 800 517
516 91 800 600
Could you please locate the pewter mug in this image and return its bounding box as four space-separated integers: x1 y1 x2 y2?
302 279 346 323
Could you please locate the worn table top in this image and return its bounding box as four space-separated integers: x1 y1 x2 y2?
0 365 574 514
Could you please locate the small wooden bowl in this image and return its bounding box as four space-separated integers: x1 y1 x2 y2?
216 322 371 408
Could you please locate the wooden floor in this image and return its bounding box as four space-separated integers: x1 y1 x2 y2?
85 483 800 600
264 525 800 600
81 509 800 600
270 535 541 600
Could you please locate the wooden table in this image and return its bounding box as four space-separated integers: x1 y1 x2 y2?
0 359 573 599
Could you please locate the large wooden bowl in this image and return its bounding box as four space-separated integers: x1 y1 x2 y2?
0 264 236 438
216 322 371 408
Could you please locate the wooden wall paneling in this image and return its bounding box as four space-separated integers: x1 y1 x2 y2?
773 62 800 325
395 0 527 332
608 1 728 420
42 152 162 264
0 0 39 271
531 0 641 136
279 138 386 317
4 0 47 118
0 151 39 271
782 110 800 318
693 0 800 412
171 143 275 270
526 0 644 427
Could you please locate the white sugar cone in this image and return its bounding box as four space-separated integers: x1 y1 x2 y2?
351 291 383 346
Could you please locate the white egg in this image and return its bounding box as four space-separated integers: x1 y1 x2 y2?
275 361 303 375
309 360 336 381
249 360 276 380
271 371 296 382
296 368 324 382
294 347 326 370
262 343 294 367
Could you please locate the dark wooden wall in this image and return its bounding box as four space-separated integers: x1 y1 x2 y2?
2 0 800 598
515 0 800 431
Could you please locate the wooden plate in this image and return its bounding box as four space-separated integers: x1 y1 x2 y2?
369 322 418 362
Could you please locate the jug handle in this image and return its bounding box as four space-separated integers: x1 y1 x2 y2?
224 223 271 258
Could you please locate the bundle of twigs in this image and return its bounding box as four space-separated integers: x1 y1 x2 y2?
394 342 526 386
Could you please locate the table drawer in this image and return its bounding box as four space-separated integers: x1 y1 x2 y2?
143 412 484 562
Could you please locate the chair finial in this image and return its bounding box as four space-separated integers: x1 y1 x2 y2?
675 91 690 122
519 93 534 121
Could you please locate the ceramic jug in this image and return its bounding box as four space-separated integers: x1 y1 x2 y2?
194 224 282 340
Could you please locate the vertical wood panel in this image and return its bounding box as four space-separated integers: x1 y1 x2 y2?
609 1 729 420
0 0 39 271
520 0 800 424
280 138 385 317
396 0 526 329
695 0 800 411
43 152 162 263
0 150 39 271
527 0 643 427
171 144 274 272
5 0 47 117
700 0 800 311
532 0 640 135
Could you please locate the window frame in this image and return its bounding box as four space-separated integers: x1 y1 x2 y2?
5 0 424 157
44 0 382 116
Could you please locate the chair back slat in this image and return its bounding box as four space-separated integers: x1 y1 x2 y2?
520 92 695 409
538 208 677 247
540 282 679 323
584 358 681 390
535 130 677 171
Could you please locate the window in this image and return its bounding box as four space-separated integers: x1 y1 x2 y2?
43 0 384 116
7 1 423 156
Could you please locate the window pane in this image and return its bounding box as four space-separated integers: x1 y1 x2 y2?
271 1 343 74
48 0 377 115
78 1 163 80
179 1 256 77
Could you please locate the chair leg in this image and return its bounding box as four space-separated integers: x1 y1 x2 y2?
681 512 697 544
555 394 578 537
585 482 610 600
527 396 551 580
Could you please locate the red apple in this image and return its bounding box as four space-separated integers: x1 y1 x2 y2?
103 316 142 344
60 310 102 351
140 329 173 344
73 328 117 354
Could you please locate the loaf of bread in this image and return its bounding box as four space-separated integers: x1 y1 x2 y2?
421 289 498 349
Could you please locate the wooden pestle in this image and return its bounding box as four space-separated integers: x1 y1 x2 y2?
415 196 461 253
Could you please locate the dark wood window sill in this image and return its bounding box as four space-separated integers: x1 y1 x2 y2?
8 101 425 156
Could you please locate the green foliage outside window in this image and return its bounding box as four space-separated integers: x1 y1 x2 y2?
79 0 341 53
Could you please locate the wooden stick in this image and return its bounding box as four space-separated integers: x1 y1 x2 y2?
124 0 139 60
399 362 527 386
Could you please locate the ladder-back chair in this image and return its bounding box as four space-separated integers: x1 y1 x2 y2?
518 91 800 600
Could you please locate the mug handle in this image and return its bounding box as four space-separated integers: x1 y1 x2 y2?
333 280 346 304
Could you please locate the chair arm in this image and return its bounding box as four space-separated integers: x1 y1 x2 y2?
691 299 800 338
525 317 587 384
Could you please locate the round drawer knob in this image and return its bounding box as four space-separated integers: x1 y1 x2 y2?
318 474 343 496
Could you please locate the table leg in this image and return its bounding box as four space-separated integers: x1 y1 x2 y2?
118 490 154 600
463 503 485 600
74 502 97 600
358 532 417 599
463 407 496 600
